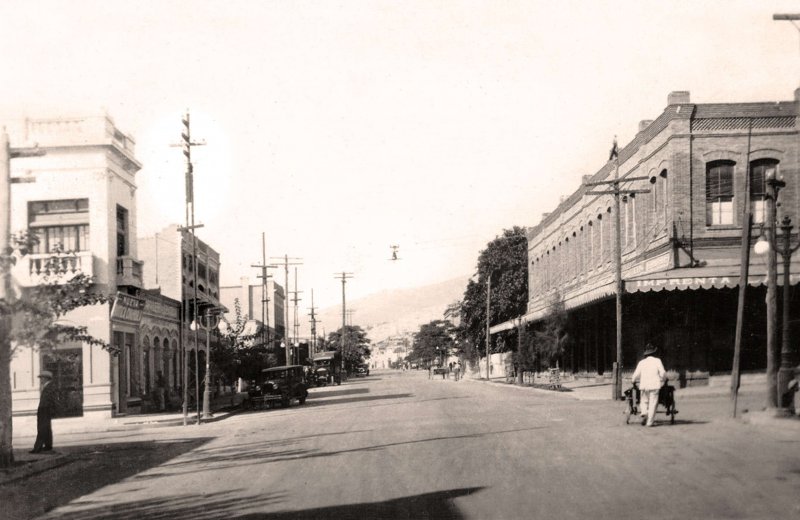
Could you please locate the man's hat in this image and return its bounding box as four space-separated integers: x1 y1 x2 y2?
38 370 53 379
643 344 658 357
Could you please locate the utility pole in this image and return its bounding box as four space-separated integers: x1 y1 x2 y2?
251 233 276 350
308 289 318 357
346 309 356 326
291 267 303 361
1 131 44 466
271 254 302 364
486 271 492 381
334 272 354 374
584 137 650 400
173 111 205 425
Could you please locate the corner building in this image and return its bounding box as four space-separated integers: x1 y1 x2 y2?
7 115 145 418
512 91 800 385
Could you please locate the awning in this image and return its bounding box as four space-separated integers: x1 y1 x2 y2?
491 256 800 334
626 261 800 293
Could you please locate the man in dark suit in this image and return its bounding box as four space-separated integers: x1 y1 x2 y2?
30 370 57 454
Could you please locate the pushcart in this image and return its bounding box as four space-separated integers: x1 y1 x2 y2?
624 380 678 424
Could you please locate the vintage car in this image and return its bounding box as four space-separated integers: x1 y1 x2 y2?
247 365 309 408
354 363 370 377
312 351 342 386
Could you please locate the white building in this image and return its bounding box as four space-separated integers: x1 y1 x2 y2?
8 114 144 419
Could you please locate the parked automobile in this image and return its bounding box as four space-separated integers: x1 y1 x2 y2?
312 351 342 386
355 364 370 377
247 365 309 408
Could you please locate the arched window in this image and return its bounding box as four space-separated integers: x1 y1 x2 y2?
750 159 779 224
706 160 735 225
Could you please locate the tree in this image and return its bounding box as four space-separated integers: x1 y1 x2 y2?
459 227 528 361
326 325 371 373
214 298 266 383
531 291 569 369
1 238 109 467
408 320 455 366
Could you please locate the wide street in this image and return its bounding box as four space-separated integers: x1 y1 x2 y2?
3 369 799 520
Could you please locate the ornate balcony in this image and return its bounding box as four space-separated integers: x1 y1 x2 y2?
16 251 94 287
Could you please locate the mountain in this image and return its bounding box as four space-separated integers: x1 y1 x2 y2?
315 275 470 343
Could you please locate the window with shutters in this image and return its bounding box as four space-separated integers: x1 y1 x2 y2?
750 159 779 225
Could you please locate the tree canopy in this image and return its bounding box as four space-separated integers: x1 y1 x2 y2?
326 325 371 373
458 226 528 360
408 319 455 366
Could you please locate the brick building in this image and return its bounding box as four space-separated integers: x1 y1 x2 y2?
495 90 800 385
138 224 223 410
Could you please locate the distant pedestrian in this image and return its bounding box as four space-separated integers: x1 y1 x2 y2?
454 363 461 381
428 365 433 380
31 370 57 454
154 371 167 412
631 344 666 427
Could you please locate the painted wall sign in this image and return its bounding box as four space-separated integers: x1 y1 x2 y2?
110 292 146 323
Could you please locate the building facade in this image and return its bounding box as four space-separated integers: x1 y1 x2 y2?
502 90 800 384
8 114 145 418
138 224 223 408
219 277 287 348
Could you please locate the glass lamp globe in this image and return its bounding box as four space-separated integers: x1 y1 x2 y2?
754 237 770 256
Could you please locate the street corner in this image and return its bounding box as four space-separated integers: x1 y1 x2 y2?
0 449 72 486
740 409 800 432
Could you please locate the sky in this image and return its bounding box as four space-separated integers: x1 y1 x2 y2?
2 0 800 316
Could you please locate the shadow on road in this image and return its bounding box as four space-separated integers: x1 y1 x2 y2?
38 489 286 520
308 387 369 398
0 438 213 520
305 393 413 407
241 486 484 519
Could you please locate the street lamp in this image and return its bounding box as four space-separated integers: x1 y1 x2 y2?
756 199 799 412
190 308 222 421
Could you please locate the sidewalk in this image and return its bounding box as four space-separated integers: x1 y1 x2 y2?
3 392 245 485
464 375 800 432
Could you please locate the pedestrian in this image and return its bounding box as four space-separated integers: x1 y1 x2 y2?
428 364 433 380
30 370 57 454
454 362 461 381
631 344 666 427
154 371 167 412
457 361 462 381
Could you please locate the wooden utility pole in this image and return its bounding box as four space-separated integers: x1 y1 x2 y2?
308 289 318 357
0 131 44 467
174 111 205 425
486 271 492 381
334 272 354 374
584 138 649 400
271 255 302 364
251 233 276 349
731 120 753 417
291 267 303 361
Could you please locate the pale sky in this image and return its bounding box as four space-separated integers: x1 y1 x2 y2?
2 0 800 315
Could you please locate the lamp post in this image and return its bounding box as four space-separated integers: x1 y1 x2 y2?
754 166 798 412
190 308 222 421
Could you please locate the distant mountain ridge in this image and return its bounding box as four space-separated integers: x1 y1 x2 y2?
315 275 470 343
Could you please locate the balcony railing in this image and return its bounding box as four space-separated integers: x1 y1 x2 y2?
16 251 94 286
116 255 144 288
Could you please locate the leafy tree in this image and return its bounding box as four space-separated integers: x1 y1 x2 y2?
1 237 109 467
408 320 455 366
459 227 528 361
214 298 265 383
326 325 371 373
532 291 569 369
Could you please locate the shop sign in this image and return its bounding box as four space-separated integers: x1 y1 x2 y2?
111 292 146 323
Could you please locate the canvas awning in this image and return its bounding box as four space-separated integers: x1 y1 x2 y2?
625 260 800 293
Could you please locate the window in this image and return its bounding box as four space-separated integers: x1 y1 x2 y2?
116 205 129 257
706 161 735 225
28 199 90 253
750 159 779 225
